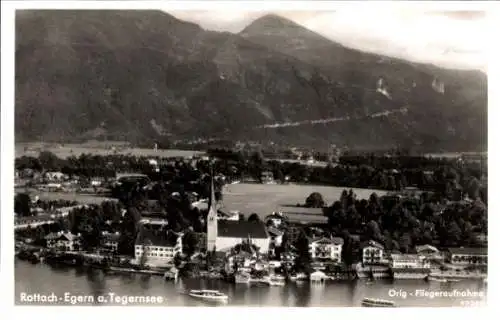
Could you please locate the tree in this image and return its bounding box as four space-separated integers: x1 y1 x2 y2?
294 231 311 273
275 169 285 184
366 220 382 242
305 192 325 208
15 193 31 216
39 151 60 171
183 231 199 257
466 177 481 199
248 213 261 222
445 221 462 246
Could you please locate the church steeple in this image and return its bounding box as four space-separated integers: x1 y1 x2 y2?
208 166 216 212
206 163 218 252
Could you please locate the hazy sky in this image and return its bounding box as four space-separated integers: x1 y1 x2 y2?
169 9 488 71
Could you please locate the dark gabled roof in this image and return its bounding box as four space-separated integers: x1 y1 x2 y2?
102 233 120 242
17 215 54 223
362 240 384 250
448 247 487 256
267 227 284 236
135 229 179 247
415 244 439 254
45 232 79 241
285 213 328 224
279 206 325 215
309 236 345 245
140 211 167 219
218 220 268 239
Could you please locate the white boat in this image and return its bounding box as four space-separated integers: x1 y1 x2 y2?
361 297 396 307
427 276 448 283
188 290 229 303
294 273 309 282
235 272 251 284
267 276 286 286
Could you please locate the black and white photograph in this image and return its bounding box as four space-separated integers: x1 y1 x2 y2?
1 0 494 312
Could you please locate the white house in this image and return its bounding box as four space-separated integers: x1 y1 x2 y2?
415 244 444 263
139 213 168 226
101 231 120 252
267 227 284 247
362 240 385 264
44 171 67 182
45 231 81 251
15 215 56 230
264 212 286 228
134 230 183 267
390 254 431 269
310 270 328 283
448 247 487 266
308 236 344 263
390 253 432 279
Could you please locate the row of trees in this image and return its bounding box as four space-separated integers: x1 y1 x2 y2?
268 188 487 269
327 190 486 264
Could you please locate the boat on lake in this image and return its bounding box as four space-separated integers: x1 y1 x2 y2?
188 290 229 303
292 273 309 282
427 276 448 283
267 275 286 286
361 297 396 307
235 272 251 284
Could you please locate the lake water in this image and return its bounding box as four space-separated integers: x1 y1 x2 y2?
15 260 487 307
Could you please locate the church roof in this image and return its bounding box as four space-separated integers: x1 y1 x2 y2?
217 220 268 239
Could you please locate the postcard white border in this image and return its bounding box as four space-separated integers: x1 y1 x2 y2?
1 1 498 319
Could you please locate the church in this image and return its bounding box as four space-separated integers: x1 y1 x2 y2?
206 173 270 255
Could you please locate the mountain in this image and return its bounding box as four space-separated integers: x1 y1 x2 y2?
15 10 487 152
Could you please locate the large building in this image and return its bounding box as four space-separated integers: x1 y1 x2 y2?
215 220 270 254
206 172 270 254
362 240 385 265
447 247 487 266
45 231 81 251
134 229 183 267
308 236 344 264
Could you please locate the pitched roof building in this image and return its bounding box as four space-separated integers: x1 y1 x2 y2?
134 229 183 267
206 169 270 254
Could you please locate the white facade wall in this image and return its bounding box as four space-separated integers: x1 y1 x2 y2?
309 243 342 262
391 259 420 269
451 254 487 266
271 234 283 247
134 244 181 267
215 237 270 254
362 246 384 264
104 240 119 252
47 239 79 251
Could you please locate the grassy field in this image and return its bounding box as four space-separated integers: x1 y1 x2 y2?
15 188 117 205
16 183 387 218
220 183 388 218
15 142 205 159
266 158 330 168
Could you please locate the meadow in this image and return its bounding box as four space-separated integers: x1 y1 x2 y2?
15 142 205 159
15 188 117 205
220 183 388 218
17 183 387 218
